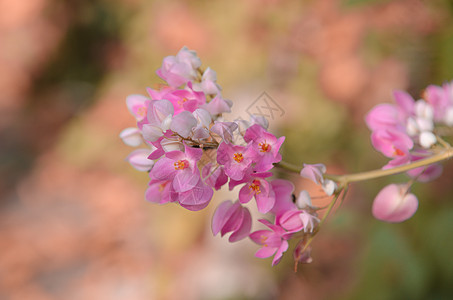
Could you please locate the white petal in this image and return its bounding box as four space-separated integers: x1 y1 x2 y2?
322 180 337 196
296 190 312 209
419 131 437 148
119 127 142 147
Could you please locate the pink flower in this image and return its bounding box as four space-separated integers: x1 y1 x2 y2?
370 128 413 158
393 90 415 119
243 124 285 172
249 219 292 266
150 144 202 193
278 209 319 233
145 179 173 204
238 172 275 213
212 200 252 242
216 142 253 181
372 184 418 223
300 163 326 185
148 83 206 115
300 163 337 195
156 47 201 87
126 94 151 122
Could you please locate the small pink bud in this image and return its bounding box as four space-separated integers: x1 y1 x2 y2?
372 184 418 223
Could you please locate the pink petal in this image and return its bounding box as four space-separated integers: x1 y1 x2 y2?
229 207 252 242
255 246 277 259
272 240 289 266
211 200 234 235
372 184 418 223
170 111 197 138
172 170 200 192
126 149 154 171
178 182 213 211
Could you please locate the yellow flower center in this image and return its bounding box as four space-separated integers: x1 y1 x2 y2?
393 147 404 156
259 142 271 152
249 179 261 194
177 97 188 107
233 152 244 163
136 106 146 118
174 159 189 170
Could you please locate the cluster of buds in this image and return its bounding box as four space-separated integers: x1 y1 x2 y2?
121 47 453 267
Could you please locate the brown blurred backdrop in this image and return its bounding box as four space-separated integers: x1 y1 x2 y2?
1 0 453 299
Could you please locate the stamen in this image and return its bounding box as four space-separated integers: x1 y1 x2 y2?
393 147 405 156
233 152 244 163
249 179 261 194
174 160 189 170
260 235 268 247
259 142 271 152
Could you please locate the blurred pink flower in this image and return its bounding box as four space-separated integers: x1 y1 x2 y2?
372 183 418 223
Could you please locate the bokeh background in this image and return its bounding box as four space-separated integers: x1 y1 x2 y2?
1 0 453 299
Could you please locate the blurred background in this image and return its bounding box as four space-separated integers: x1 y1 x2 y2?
1 0 453 299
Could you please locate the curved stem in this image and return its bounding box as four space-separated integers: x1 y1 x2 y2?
276 147 453 187
326 148 453 187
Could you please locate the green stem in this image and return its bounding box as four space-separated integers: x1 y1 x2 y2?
327 148 453 187
276 147 453 187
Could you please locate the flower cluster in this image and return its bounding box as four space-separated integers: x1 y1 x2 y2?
366 82 453 222
121 47 453 267
121 47 330 266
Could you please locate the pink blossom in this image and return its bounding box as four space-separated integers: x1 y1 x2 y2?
300 163 326 185
156 47 201 87
275 191 319 233
212 200 252 242
145 179 173 204
150 144 202 193
126 94 150 122
238 172 275 213
243 124 285 172
372 184 418 223
249 219 292 266
370 128 413 158
300 163 336 196
216 142 253 181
